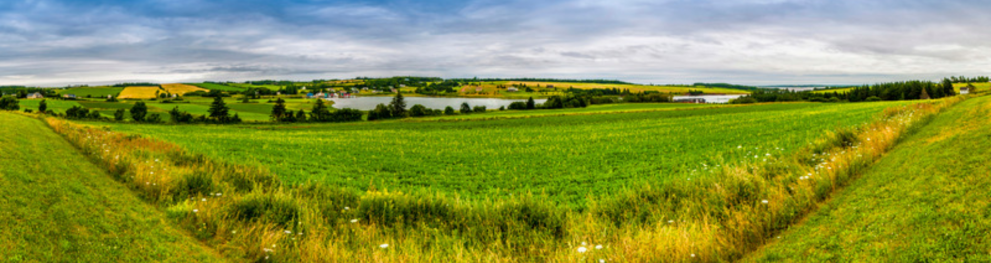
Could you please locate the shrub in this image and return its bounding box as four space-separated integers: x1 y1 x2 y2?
865 96 882 102
508 101 527 110
229 194 300 227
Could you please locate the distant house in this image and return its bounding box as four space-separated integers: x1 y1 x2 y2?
546 84 555 88
63 94 77 99
306 92 315 98
960 87 971 95
399 84 406 88
475 87 483 92
27 92 44 99
314 92 325 98
506 87 519 92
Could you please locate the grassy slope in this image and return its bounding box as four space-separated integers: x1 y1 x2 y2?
412 102 722 121
57 86 124 97
0 112 224 262
18 99 83 112
95 101 911 207
187 83 246 92
744 95 991 262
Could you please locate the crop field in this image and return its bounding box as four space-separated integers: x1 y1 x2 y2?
57 86 124 97
99 101 912 207
504 81 750 94
811 87 853 94
953 82 990 92
745 95 991 262
0 113 221 262
161 83 207 95
117 86 162 99
187 82 246 92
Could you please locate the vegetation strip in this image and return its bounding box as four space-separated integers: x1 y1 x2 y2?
0 112 223 262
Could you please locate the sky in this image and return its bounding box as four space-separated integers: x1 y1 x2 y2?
1 0 990 86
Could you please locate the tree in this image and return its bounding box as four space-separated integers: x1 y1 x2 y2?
460 102 472 114
508 101 527 110
330 108 363 122
295 110 307 122
38 99 47 113
367 103 391 121
169 106 194 123
389 92 407 117
409 104 428 117
310 99 330 122
231 113 242 123
920 87 931 100
146 113 162 123
526 97 536 109
0 97 18 111
208 96 230 122
131 101 148 122
114 109 126 121
472 106 486 113
444 106 455 115
271 98 287 122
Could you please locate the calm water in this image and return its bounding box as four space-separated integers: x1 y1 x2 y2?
328 96 547 111
672 94 745 104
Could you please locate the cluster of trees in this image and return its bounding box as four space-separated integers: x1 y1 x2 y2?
947 76 990 83
414 80 459 95
270 98 363 123
0 96 20 110
451 78 631 85
0 87 59 98
110 82 159 87
543 95 589 109
568 88 633 96
508 97 538 110
623 92 673 103
734 80 957 103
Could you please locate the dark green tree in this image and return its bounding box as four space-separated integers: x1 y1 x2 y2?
38 99 47 113
295 109 307 122
130 101 148 122
409 104 428 117
526 97 536 109
208 96 230 122
389 92 407 117
367 104 391 121
310 99 330 122
444 106 455 115
0 97 18 111
114 109 126 121
460 102 471 114
271 98 287 122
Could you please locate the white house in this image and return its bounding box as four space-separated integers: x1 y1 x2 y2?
27 92 44 99
960 87 970 95
506 87 519 92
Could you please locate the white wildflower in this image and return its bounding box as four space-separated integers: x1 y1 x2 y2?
350 219 359 223
761 200 769 204
577 247 588 253
595 244 603 250
380 243 389 249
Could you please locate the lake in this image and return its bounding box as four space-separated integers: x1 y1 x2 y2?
672 94 745 104
328 96 547 111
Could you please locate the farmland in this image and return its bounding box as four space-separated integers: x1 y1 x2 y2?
98 101 912 207
161 83 207 95
187 82 247 92
745 95 991 262
117 86 163 99
57 86 124 97
0 112 222 262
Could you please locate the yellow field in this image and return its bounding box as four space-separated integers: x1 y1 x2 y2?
117 86 162 99
161 83 207 95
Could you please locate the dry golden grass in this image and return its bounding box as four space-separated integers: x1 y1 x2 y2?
162 83 208 95
118 86 162 99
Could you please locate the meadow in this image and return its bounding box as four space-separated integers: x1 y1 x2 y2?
744 94 991 262
98 101 912 207
57 86 124 97
188 82 248 92
0 112 222 262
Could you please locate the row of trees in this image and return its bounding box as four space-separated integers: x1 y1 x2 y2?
270 98 363 123
947 76 990 83
735 80 958 103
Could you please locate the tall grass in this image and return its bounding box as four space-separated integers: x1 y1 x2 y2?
42 96 965 262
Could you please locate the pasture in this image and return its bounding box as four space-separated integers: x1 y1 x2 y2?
187 82 246 92
118 86 163 99
99 101 912 207
0 112 222 262
57 86 124 98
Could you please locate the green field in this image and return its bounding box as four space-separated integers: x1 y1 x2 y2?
414 102 725 121
0 113 222 262
57 86 124 97
811 87 853 94
187 82 246 92
18 99 83 112
744 95 991 262
98 101 912 207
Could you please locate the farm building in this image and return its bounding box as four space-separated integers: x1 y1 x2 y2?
674 98 706 103
960 87 970 95
506 87 519 92
63 94 76 99
27 92 44 99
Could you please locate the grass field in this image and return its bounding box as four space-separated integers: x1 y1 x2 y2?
161 83 207 95
118 86 163 99
414 102 726 121
57 86 124 98
811 87 853 94
744 94 991 262
0 112 222 262
18 99 83 112
505 81 750 94
98 101 912 207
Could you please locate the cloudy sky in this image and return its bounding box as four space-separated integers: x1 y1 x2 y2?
1 0 989 86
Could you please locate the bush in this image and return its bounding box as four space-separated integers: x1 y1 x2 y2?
508 101 527 110
330 108 363 122
229 194 300 227
865 96 882 102
409 104 429 117
472 106 487 113
444 106 456 115
730 97 758 104
0 97 19 111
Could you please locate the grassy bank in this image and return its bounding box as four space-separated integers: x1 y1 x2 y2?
0 112 223 262
743 94 991 262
